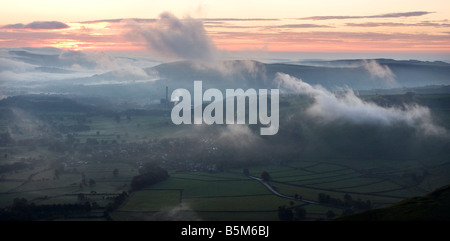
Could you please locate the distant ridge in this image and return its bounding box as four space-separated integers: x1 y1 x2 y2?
143 59 450 90
0 95 99 113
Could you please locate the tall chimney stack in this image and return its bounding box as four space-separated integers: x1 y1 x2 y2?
166 86 168 102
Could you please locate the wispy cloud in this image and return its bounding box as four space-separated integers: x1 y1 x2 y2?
265 24 333 29
346 21 450 27
80 18 157 24
300 11 434 20
1 21 69 29
203 18 279 21
212 31 450 47
81 18 278 24
362 60 397 86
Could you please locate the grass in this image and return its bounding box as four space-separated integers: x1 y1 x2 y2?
113 162 410 220
0 163 134 208
185 195 298 212
337 180 404 193
0 149 443 220
107 157 437 220
79 162 137 179
287 171 358 184
195 211 279 221
312 176 381 189
152 177 267 197
75 115 188 143
0 181 23 193
120 189 181 211
14 173 81 192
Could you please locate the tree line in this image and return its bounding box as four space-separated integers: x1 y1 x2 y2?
130 162 169 191
0 198 92 221
318 193 372 210
278 205 306 221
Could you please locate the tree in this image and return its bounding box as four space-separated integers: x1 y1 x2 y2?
54 165 64 179
77 193 85 201
13 197 28 207
344 193 352 202
130 164 169 191
54 169 61 179
294 207 306 220
89 178 96 186
326 210 336 219
81 172 86 185
84 202 91 212
278 206 294 221
113 168 119 177
261 171 271 182
243 168 249 176
342 209 354 216
92 202 100 209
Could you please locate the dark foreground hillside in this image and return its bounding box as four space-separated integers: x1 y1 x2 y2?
337 184 450 221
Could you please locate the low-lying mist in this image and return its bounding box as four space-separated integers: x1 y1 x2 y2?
275 72 447 137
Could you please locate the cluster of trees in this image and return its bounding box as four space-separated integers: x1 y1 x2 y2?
261 171 271 182
105 191 129 212
0 191 130 220
0 198 92 221
76 172 96 187
318 193 372 210
130 163 169 191
278 205 307 221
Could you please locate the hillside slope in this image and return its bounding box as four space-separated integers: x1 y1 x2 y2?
337 184 450 221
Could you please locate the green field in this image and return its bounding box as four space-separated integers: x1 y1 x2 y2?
111 157 434 220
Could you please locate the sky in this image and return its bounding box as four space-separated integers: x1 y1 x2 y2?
1 0 450 60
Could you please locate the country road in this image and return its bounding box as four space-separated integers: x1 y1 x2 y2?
248 176 319 204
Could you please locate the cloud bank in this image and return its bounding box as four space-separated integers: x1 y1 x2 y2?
275 73 446 136
127 12 218 62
